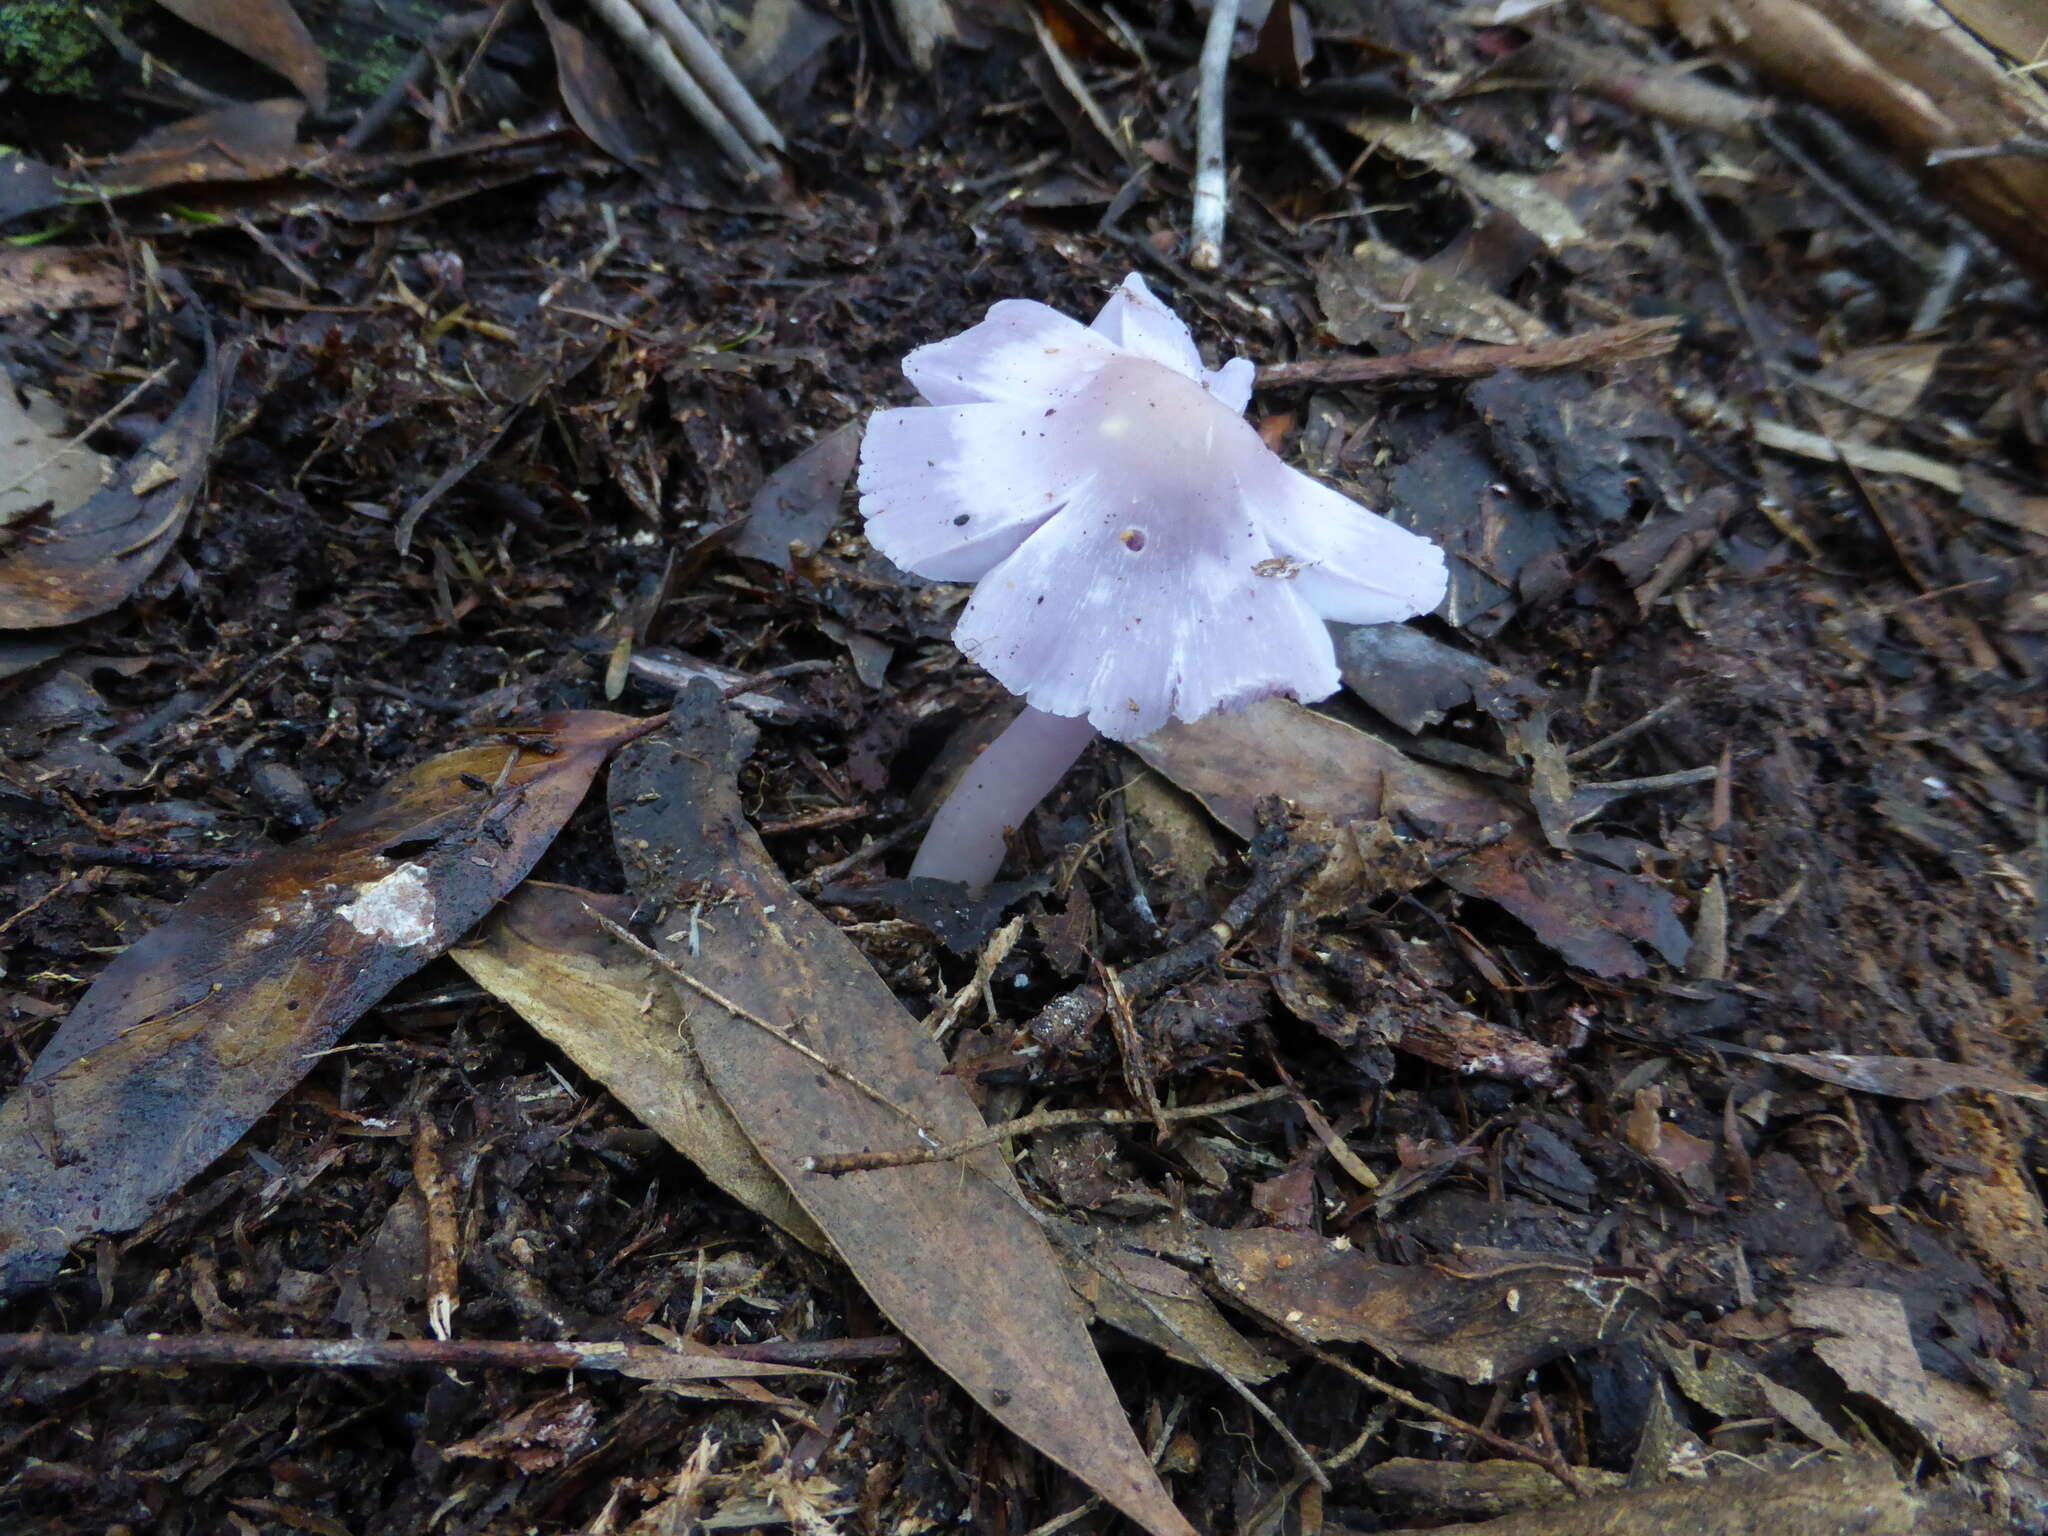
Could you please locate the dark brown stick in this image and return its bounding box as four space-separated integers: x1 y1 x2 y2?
0 1331 902 1377
1026 836 1327 1053
1254 316 1680 390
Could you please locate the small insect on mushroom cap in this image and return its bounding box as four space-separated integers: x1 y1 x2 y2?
858 273 1447 740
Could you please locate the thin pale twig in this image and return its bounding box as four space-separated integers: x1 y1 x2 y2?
802 1086 1288 1175
1189 0 1244 270
1255 317 1679 390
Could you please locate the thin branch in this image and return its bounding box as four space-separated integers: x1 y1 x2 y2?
584 906 929 1134
1255 316 1679 390
0 1331 902 1376
802 1086 1288 1175
624 0 784 152
1287 1337 1588 1497
1189 0 1243 270
586 0 772 178
1026 836 1327 1052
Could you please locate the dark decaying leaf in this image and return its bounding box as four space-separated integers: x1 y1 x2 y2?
0 712 649 1298
1388 424 1567 637
1136 699 1688 978
154 0 329 109
1198 1226 1651 1385
1245 0 1313 88
608 683 1197 1536
450 880 828 1252
536 0 655 169
0 153 67 227
92 100 306 194
1469 370 1639 527
0 347 224 630
0 248 130 316
732 419 861 569
1066 1230 1286 1385
1333 622 1544 736
1438 837 1689 979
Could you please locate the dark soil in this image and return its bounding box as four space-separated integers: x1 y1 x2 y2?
1 1 2044 1533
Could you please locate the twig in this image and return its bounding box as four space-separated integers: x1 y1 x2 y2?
587 0 772 178
1110 790 1160 938
1288 1338 1588 1497
585 906 926 1133
84 6 237 111
625 0 784 152
0 1331 900 1375
802 1087 1289 1175
412 1117 461 1341
1927 135 2048 166
1651 121 1790 419
1189 0 1243 270
1254 316 1679 390
1027 835 1326 1053
1567 697 1683 766
340 9 495 152
720 658 840 694
1758 117 1935 272
795 814 933 893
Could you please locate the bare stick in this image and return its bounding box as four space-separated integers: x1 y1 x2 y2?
586 0 771 178
1189 0 1242 270
625 0 785 152
1255 316 1679 390
1285 1338 1588 1497
1027 835 1326 1053
0 1331 902 1375
584 906 933 1143
802 1086 1289 1175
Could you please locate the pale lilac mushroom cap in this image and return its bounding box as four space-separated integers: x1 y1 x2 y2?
858 273 1449 742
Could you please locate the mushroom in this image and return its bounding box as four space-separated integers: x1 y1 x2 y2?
859 274 1448 888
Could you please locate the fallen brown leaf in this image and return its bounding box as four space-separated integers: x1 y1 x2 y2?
0 347 222 629
1136 698 1689 978
0 248 129 316
1789 1284 2020 1461
154 0 328 109
451 880 828 1253
1729 1046 2048 1102
536 0 655 168
90 100 306 194
0 711 651 1298
1199 1226 1652 1385
608 682 1197 1536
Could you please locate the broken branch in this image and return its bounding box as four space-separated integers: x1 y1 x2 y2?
1254 316 1680 390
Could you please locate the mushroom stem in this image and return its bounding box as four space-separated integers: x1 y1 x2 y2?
909 706 1098 889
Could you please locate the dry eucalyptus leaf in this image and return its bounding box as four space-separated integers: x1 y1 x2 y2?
154 0 328 108
451 880 828 1253
609 683 1197 1536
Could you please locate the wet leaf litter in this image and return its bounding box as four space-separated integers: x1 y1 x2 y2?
0 0 2044 1531
0 712 650 1295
